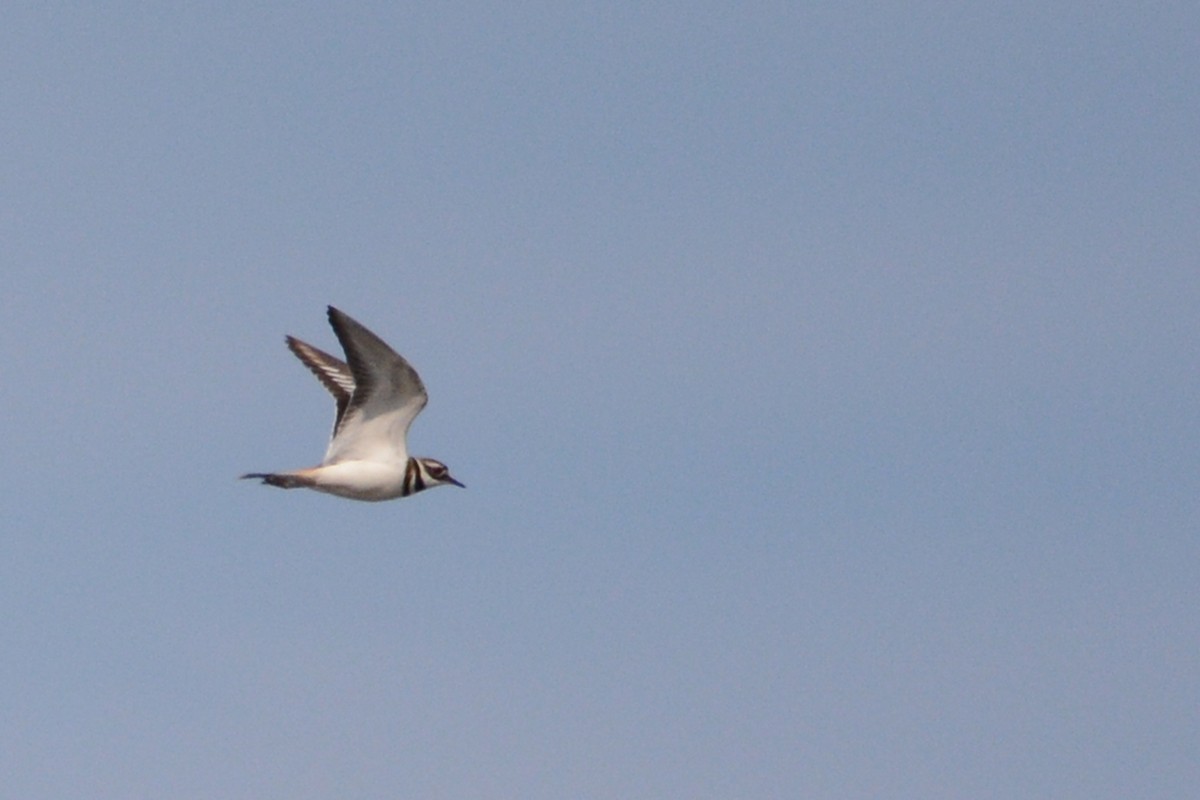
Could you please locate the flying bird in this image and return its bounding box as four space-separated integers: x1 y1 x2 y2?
242 306 464 501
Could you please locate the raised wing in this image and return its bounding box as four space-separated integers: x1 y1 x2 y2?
286 336 355 437
321 306 429 465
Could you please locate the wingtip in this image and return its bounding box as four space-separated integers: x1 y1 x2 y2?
326 305 351 335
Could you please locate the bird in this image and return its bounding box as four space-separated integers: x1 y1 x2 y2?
241 306 464 501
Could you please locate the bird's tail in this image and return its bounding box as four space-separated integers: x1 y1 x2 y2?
239 471 316 490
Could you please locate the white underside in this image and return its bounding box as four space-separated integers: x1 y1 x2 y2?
305 460 409 501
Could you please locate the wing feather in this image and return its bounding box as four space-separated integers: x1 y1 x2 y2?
286 336 355 437
321 306 429 465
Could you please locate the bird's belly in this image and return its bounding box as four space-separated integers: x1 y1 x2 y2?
308 460 407 502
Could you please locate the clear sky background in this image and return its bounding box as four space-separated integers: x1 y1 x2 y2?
2 4 1197 798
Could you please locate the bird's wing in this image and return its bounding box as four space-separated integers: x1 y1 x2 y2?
286 336 356 439
321 306 429 465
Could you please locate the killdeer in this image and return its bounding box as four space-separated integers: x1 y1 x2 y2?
242 306 464 501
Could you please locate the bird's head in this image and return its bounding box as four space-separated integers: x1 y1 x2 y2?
417 458 465 490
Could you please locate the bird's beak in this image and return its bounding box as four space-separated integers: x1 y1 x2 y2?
447 476 466 488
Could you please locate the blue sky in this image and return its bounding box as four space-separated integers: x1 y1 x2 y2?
2 3 1197 798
